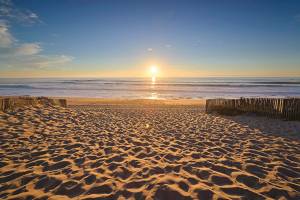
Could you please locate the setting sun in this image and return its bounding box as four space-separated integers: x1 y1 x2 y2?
150 65 158 83
150 65 158 76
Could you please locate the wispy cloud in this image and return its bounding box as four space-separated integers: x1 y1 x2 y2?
14 43 42 55
0 0 40 24
1 54 74 69
0 20 13 47
0 1 73 69
0 22 40 56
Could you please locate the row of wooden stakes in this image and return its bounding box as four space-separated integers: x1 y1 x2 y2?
206 98 300 120
0 96 67 112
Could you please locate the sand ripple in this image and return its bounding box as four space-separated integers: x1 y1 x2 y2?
0 104 300 199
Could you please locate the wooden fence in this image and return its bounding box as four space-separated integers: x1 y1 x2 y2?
0 96 67 112
206 98 300 120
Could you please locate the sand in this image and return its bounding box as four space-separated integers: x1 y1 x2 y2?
65 97 206 106
0 98 299 200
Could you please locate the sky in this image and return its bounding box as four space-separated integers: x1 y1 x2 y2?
0 0 300 78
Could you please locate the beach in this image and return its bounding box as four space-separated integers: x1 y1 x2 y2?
0 98 300 200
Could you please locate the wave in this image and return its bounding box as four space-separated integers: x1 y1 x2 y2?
1 78 300 98
46 80 300 85
5 78 300 85
100 83 300 87
1 83 299 90
1 86 300 96
0 84 34 89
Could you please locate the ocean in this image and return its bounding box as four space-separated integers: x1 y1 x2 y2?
0 77 300 99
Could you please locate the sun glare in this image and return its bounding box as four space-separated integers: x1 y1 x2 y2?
150 65 158 84
150 65 158 76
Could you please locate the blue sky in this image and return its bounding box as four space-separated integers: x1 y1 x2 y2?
0 0 300 77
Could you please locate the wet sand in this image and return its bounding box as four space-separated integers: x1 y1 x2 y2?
0 98 300 199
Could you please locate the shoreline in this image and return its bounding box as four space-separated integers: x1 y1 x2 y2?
64 97 206 106
0 96 206 106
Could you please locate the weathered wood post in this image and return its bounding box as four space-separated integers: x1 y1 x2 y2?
0 98 4 111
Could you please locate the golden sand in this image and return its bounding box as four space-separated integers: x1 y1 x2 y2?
65 97 206 106
0 98 299 199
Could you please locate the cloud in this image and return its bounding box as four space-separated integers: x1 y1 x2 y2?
24 54 74 69
1 54 74 68
15 43 41 55
0 19 73 68
0 0 40 24
147 48 153 52
0 20 13 47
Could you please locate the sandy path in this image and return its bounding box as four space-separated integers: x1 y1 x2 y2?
0 104 299 199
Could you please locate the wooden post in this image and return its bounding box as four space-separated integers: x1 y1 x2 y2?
0 98 4 111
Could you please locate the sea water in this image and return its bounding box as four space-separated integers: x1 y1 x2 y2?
0 77 299 99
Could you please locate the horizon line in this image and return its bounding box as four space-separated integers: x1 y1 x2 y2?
1 76 300 79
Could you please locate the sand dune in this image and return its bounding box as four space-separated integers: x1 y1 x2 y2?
0 102 299 199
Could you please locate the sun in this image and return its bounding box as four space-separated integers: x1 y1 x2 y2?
149 65 158 83
150 65 158 76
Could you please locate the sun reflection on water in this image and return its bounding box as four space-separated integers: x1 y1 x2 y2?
149 65 158 99
151 76 156 84
149 92 158 99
